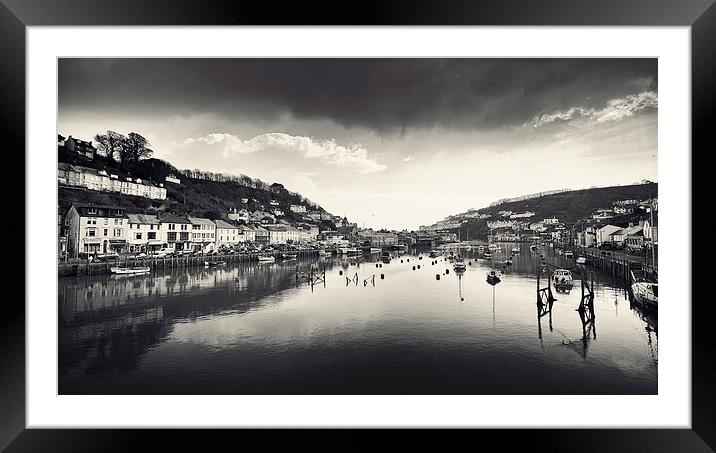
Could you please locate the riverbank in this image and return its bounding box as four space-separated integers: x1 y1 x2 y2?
58 249 319 277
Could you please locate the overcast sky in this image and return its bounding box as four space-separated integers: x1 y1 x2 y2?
58 58 657 230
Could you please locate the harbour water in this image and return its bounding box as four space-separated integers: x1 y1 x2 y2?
58 243 657 394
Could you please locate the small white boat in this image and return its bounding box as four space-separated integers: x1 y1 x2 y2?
318 249 331 257
564 251 574 259
484 251 493 258
282 252 298 260
576 256 587 265
488 244 499 251
453 261 467 272
110 266 150 275
552 269 574 288
631 269 658 308
257 255 276 263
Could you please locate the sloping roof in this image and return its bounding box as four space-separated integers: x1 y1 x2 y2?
614 225 643 236
126 213 160 225
214 219 238 229
159 213 191 224
266 225 287 232
188 217 216 226
71 203 125 211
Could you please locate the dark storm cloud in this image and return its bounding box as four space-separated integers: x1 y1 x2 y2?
58 58 657 133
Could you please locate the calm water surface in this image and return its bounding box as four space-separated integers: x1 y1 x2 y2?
58 244 657 394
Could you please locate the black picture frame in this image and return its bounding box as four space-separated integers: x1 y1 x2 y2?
2 0 712 450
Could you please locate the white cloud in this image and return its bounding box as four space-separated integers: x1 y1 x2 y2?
402 156 416 162
529 91 658 128
181 132 386 174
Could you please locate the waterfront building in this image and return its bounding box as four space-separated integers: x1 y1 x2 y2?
238 224 256 243
66 203 127 257
159 214 191 251
214 219 240 247
126 213 162 253
253 225 270 245
596 224 621 247
321 230 346 245
188 217 216 252
643 217 658 245
611 223 644 247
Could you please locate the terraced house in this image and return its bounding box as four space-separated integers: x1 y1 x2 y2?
188 217 216 252
159 214 192 251
126 213 162 253
65 203 127 257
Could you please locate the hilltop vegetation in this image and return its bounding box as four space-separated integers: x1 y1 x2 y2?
58 147 328 222
429 183 658 241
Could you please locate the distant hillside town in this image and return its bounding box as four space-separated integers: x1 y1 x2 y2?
57 131 658 259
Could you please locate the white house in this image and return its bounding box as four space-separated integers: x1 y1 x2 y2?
228 208 250 222
188 217 216 252
214 219 240 247
126 213 162 253
596 224 622 247
66 204 127 257
290 204 306 213
159 214 192 252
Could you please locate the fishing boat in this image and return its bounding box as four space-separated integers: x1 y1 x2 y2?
393 244 407 251
346 247 362 256
318 249 331 257
504 259 512 265
367 247 382 254
564 250 574 259
380 251 391 263
208 261 227 267
110 266 150 275
552 269 574 289
486 269 501 285
429 250 441 258
576 256 587 265
484 250 493 258
282 252 298 260
631 269 658 309
257 255 275 263
511 247 520 255
453 259 467 272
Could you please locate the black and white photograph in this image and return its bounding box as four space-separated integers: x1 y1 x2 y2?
56 57 659 395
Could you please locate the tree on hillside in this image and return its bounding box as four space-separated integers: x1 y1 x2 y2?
124 132 153 165
94 130 126 162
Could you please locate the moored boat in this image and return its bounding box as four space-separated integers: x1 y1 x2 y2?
110 266 150 275
630 269 658 308
552 269 574 289
282 252 298 260
486 269 501 284
576 256 587 265
453 260 467 272
564 250 574 259
257 255 276 263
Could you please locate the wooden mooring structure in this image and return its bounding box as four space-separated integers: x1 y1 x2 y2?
59 249 320 277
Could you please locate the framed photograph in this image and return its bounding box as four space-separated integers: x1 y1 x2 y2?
4 0 713 450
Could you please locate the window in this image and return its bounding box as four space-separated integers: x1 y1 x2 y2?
136 233 142 240
148 232 156 240
104 218 108 225
87 208 97 215
180 232 189 241
87 229 96 237
114 218 119 225
167 232 177 241
103 229 108 236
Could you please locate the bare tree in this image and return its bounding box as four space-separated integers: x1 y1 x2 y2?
94 130 126 162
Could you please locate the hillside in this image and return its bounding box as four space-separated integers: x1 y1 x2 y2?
425 183 658 240
57 148 329 223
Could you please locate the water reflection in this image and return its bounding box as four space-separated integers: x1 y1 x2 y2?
59 245 657 395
